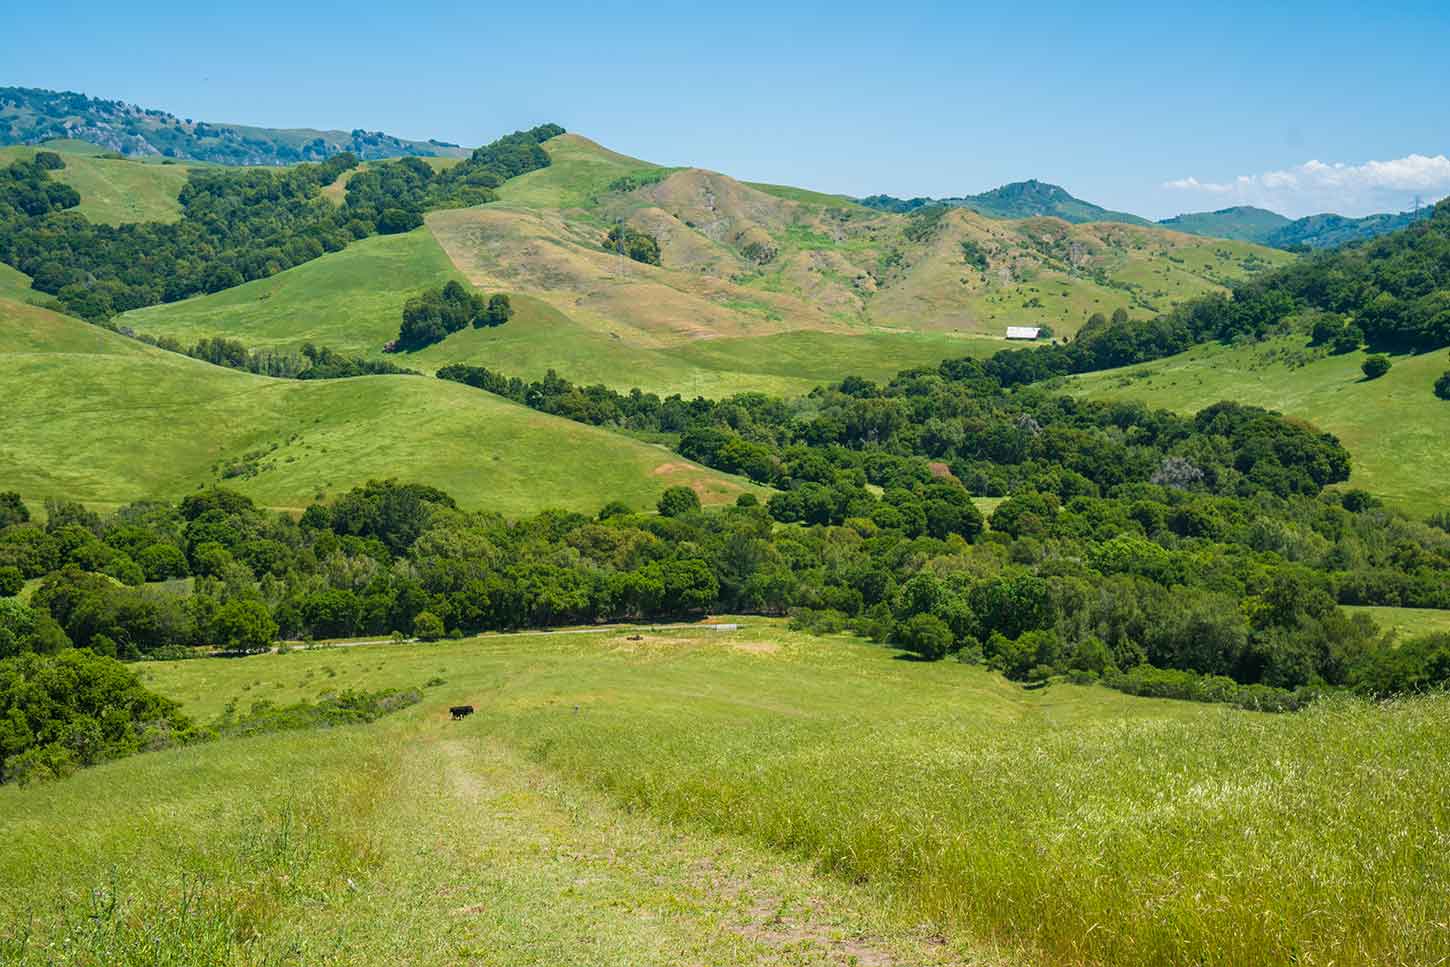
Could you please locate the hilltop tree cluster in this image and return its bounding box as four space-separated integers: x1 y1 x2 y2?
0 124 562 321
392 281 513 351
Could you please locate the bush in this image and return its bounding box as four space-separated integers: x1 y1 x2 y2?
894 612 955 661
210 599 278 653
1435 371 1450 400
1357 353 1392 379
0 566 22 597
1351 633 1450 695
215 687 422 738
657 486 701 518
0 650 200 784
413 610 445 641
1104 664 1317 712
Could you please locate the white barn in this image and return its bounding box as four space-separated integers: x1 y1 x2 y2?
1006 326 1042 341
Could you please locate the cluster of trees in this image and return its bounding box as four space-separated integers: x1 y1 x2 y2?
439 361 1351 504
392 281 513 351
342 124 563 230
0 648 200 784
0 125 561 321
0 157 80 219
603 224 662 265
121 332 416 379
2 452 1448 704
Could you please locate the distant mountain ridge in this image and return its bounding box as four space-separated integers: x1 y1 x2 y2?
861 182 1422 250
859 179 1149 226
1157 204 1420 250
0 86 469 165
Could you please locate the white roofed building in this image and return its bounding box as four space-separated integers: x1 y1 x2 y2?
1006 326 1042 340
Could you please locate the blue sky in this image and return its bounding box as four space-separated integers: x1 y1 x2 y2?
8 0 1449 218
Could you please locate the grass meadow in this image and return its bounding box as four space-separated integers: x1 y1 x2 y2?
0 297 759 515
3 620 1446 965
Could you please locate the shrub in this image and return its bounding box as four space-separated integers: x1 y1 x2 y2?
1361 355 1391 379
0 650 200 784
413 610 445 641
1435 371 1450 400
894 612 955 661
210 599 278 653
0 566 22 597
657 486 701 518
1351 633 1450 695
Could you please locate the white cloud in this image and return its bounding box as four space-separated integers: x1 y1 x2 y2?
1162 154 1450 218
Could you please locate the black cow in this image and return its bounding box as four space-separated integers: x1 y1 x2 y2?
450 705 474 720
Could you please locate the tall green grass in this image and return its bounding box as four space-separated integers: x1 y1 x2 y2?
482 628 1450 966
10 622 1448 964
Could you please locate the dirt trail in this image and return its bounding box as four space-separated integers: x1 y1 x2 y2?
318 720 995 965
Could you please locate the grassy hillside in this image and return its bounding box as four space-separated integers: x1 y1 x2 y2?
121 225 997 396
1069 337 1450 511
3 622 1445 965
494 132 668 210
0 298 757 514
110 134 1289 396
0 143 197 224
122 227 465 350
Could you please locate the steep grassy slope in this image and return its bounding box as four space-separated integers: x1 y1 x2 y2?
0 298 757 513
0 143 198 224
1070 337 1450 510
4 622 1445 966
493 132 668 210
122 224 991 395
108 135 1286 397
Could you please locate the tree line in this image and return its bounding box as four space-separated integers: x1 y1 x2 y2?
3 437 1448 705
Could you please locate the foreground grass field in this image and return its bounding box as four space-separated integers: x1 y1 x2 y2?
0 297 758 514
1071 337 1450 512
3 622 1446 965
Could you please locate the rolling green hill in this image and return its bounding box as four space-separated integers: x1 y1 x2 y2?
120 226 990 395
1 86 468 164
0 143 199 224
1069 337 1450 511
956 179 1151 224
22 132 1288 398
0 296 757 514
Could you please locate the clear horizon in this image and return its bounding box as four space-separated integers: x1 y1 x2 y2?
8 0 1449 219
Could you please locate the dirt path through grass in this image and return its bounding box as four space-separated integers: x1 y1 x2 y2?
316 717 996 965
